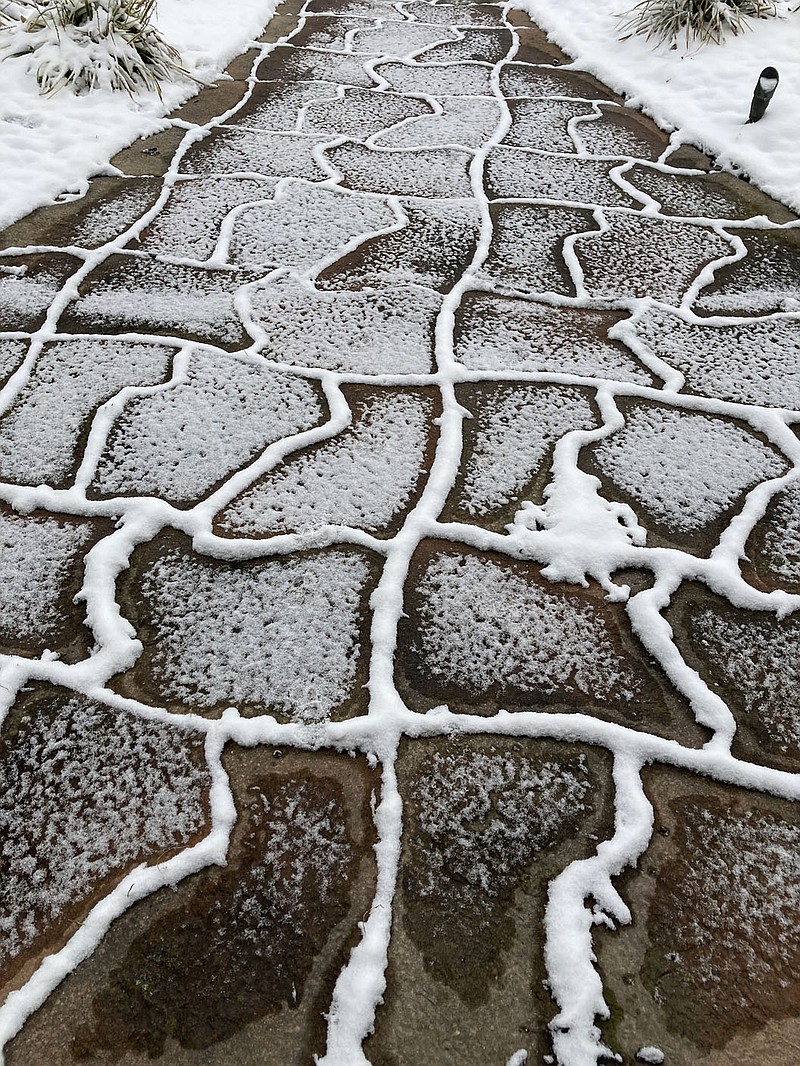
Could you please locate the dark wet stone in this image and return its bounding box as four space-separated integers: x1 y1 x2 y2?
263 44 379 88
501 64 618 101
597 767 800 1063
367 736 613 1066
7 747 378 1066
115 530 378 722
318 197 480 292
0 685 209 993
229 79 340 132
396 541 704 744
573 104 669 161
746 477 800 593
668 582 800 773
626 164 778 221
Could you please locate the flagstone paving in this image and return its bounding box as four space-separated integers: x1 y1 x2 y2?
1 2 800 1065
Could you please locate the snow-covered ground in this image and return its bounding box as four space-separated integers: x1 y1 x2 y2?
512 0 800 212
0 0 280 230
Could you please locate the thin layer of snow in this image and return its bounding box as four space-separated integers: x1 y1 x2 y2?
511 0 800 212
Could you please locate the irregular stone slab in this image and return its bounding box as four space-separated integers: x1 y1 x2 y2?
368 736 612 1066
747 478 800 592
303 87 431 138
8 747 378 1066
0 337 173 488
626 165 757 221
481 203 598 296
669 583 800 773
501 63 616 101
292 14 380 51
90 353 322 506
0 685 209 988
503 97 596 153
572 104 669 159
139 177 277 262
597 766 800 1064
587 400 787 546
0 254 80 332
374 95 501 148
575 214 732 304
118 533 377 721
179 128 330 181
65 255 255 348
632 305 800 407
307 0 405 16
454 291 652 382
405 1 507 27
318 196 480 291
0 337 26 386
350 21 461 56
326 141 472 196
0 507 112 660
228 183 397 271
266 44 380 87
376 59 495 95
486 148 635 206
418 27 513 63
233 80 340 132
444 383 598 526
247 275 438 373
695 228 800 315
398 544 699 741
219 386 437 537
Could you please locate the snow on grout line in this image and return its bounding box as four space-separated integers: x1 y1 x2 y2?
545 753 652 1066
317 740 403 1066
0 728 234 1061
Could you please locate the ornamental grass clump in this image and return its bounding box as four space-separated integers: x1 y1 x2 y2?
0 0 186 96
619 0 779 46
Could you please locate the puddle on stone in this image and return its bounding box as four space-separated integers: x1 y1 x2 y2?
375 60 494 95
454 291 652 381
417 27 513 64
597 765 800 1064
0 683 209 997
246 275 438 373
217 385 439 538
486 147 636 206
367 735 613 1066
0 506 113 661
575 214 732 304
695 228 800 316
631 305 800 408
89 351 323 507
7 746 378 1066
397 541 703 743
0 254 80 332
667 582 800 773
138 177 278 263
442 382 599 531
481 203 598 296
115 530 379 721
0 336 174 489
374 95 501 149
302 87 431 139
503 97 595 153
325 141 473 197
583 398 788 554
227 183 397 272
318 196 480 291
62 255 255 349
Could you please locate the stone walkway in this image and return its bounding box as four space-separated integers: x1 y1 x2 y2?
1 2 800 1065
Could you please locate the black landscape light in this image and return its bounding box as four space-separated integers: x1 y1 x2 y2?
747 66 779 123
